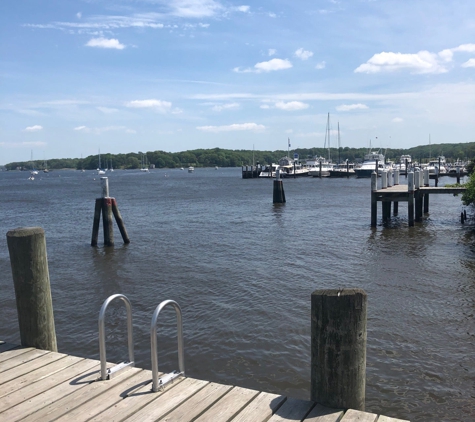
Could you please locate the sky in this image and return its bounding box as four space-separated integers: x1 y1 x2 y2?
1 0 475 164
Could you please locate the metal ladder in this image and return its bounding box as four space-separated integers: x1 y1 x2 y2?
98 294 185 391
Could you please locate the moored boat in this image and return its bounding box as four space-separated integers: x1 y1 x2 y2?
355 151 386 178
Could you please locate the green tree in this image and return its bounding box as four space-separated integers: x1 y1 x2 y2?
462 172 475 206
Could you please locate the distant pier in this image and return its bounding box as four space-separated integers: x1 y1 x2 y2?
371 170 466 227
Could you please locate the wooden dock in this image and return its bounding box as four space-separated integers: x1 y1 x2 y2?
371 170 466 226
0 342 408 422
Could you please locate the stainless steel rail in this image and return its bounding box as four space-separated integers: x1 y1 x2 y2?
150 300 185 392
98 294 135 380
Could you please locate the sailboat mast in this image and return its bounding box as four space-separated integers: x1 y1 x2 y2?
327 112 331 161
338 122 341 164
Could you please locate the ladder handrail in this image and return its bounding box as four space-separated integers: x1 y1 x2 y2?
98 294 135 380
151 300 185 392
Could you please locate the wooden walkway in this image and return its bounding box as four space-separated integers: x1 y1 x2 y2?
0 342 408 422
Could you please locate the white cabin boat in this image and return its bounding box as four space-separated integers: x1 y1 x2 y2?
308 156 334 177
355 151 387 178
188 166 194 173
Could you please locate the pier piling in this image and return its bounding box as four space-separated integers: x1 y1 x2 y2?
91 177 130 246
273 170 286 203
6 227 57 352
311 288 367 411
408 172 415 226
371 172 377 227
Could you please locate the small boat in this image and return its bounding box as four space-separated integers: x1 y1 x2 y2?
328 161 356 177
258 163 280 178
180 167 184 171
277 156 309 177
188 166 194 173
396 155 412 173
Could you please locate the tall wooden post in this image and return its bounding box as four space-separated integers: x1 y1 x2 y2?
408 172 414 227
273 170 286 203
6 227 57 352
319 161 322 178
424 193 429 214
394 201 399 215
371 172 377 227
311 289 367 411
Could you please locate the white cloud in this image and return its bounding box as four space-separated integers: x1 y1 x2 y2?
212 102 239 111
24 125 43 132
97 107 119 114
268 12 277 18
295 48 313 60
452 43 475 53
76 12 82 19
86 37 125 50
170 0 224 18
355 44 475 75
355 51 448 74
392 117 404 123
260 104 270 109
196 123 265 132
336 103 368 111
462 58 475 68
234 58 292 73
268 49 276 56
234 6 250 13
73 125 134 134
315 61 326 70
126 99 172 112
275 101 309 111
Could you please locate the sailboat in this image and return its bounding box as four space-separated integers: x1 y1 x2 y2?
97 150 106 175
140 153 149 172
308 113 335 177
30 150 39 175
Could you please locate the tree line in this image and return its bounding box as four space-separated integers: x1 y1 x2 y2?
4 142 475 171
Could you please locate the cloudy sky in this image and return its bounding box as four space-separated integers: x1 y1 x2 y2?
1 0 475 164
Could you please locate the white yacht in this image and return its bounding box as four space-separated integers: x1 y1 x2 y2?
355 151 387 178
188 166 194 173
308 156 334 177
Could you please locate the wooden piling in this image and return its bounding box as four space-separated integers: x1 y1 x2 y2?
371 172 377 227
382 201 391 222
273 170 286 203
111 198 130 244
408 172 414 226
102 197 114 246
6 227 57 352
311 288 367 411
91 198 102 246
394 201 399 215
424 193 429 214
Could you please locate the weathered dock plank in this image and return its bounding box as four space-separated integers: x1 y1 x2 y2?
21 367 144 422
378 416 410 422
122 377 210 422
305 404 344 421
155 381 233 422
194 385 260 422
89 373 187 421
0 346 31 365
0 352 68 395
340 408 378 421
10 364 99 422
231 391 286 422
0 358 98 421
0 352 67 386
0 348 49 372
55 368 152 422
268 397 315 421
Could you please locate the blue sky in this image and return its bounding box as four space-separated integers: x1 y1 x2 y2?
1 0 475 164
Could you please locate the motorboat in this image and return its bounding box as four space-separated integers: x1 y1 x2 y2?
328 161 356 177
424 156 447 178
355 151 387 178
276 156 309 177
188 166 194 173
308 156 334 177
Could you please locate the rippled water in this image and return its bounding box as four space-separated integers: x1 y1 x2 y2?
0 168 473 421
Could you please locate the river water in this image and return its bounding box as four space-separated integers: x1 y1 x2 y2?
0 168 473 421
